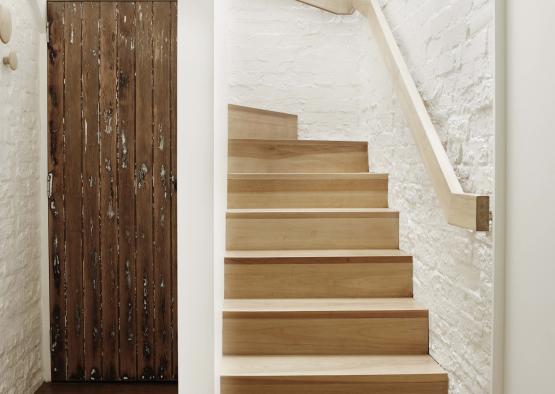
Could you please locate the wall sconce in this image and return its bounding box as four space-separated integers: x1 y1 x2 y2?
0 4 12 44
3 50 17 70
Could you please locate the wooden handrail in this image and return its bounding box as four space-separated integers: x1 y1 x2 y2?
297 0 490 231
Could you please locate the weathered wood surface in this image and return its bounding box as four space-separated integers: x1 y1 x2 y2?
117 2 137 380
99 1 119 381
64 2 85 381
135 1 155 380
47 1 177 382
82 2 102 380
47 2 67 381
153 2 173 379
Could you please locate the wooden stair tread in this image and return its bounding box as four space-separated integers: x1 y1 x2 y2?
224 298 427 318
229 138 368 146
227 208 399 218
221 354 447 381
228 172 387 180
225 249 410 260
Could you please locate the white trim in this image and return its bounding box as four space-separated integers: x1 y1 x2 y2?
178 1 215 393
38 0 51 382
491 0 507 394
213 0 228 391
492 0 506 393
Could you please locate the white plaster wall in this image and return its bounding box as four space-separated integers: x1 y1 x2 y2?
228 0 371 140
0 1 45 392
228 1 494 393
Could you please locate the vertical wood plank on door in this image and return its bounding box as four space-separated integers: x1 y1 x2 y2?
64 2 85 381
47 2 67 382
117 2 138 380
169 1 178 381
135 2 155 380
81 2 102 381
99 2 119 381
153 2 172 379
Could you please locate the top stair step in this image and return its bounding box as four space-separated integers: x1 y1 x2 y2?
228 139 369 173
229 104 298 140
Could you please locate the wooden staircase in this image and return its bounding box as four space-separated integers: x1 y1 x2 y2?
221 105 449 394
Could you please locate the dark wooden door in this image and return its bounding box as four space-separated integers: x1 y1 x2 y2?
47 1 177 382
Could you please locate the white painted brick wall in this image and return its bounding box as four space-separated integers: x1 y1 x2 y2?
0 1 44 392
228 0 494 393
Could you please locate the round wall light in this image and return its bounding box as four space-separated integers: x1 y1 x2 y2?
0 5 13 44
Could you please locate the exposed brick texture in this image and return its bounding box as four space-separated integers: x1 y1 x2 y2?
0 1 44 393
228 1 494 393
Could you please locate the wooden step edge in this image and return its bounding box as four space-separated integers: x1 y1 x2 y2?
229 138 369 148
226 208 399 219
223 298 428 319
225 249 412 264
228 172 388 180
223 310 428 319
221 355 448 383
229 104 298 120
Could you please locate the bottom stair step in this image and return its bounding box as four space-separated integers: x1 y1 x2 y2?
221 355 448 394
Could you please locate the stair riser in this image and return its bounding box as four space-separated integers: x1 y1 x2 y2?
228 140 369 173
223 317 428 355
228 177 388 208
226 216 399 250
228 105 298 140
225 262 413 298
221 380 448 394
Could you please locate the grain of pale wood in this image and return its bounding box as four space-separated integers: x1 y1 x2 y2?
225 249 410 260
134 1 155 380
47 2 67 381
228 139 369 173
221 355 447 394
228 173 388 208
225 261 412 298
221 354 446 379
81 2 102 380
221 355 447 393
222 380 447 394
63 2 85 380
228 104 298 140
223 315 428 355
117 2 137 379
223 298 427 316
223 299 428 355
153 2 173 379
99 2 119 380
226 209 399 250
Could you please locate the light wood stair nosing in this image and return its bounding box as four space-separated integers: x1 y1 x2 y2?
221 354 448 381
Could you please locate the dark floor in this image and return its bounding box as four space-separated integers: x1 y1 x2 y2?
35 383 178 394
